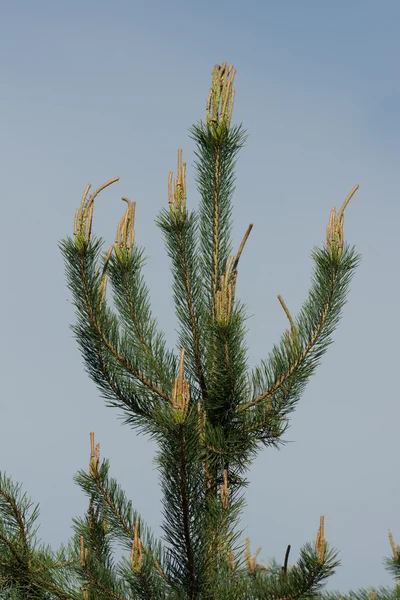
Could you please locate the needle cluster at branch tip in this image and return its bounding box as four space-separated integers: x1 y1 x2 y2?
389 530 400 560
89 431 100 477
168 148 187 221
206 63 236 134
130 519 143 572
73 178 119 249
245 537 262 575
326 184 359 260
315 515 326 563
389 528 400 588
115 197 136 262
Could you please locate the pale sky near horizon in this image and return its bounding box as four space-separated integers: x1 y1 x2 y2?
1 0 399 593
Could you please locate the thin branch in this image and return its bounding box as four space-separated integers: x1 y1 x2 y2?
282 544 291 576
277 295 295 332
231 224 253 297
337 184 359 222
231 223 253 275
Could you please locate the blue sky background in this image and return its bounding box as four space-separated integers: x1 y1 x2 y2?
1 0 399 592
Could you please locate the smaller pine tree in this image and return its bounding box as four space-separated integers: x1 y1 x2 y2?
1 61 397 600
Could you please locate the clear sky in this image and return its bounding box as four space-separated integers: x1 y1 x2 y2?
1 0 399 592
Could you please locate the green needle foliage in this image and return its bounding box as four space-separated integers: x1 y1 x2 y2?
1 62 397 599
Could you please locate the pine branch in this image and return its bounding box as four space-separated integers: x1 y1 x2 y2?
240 188 360 422
384 530 400 586
190 123 246 315
241 534 339 600
237 241 360 452
61 237 174 433
0 474 81 599
157 157 207 399
88 341 155 423
77 242 169 402
105 201 177 393
190 64 246 320
230 224 253 298
0 478 30 560
73 489 167 600
74 434 169 587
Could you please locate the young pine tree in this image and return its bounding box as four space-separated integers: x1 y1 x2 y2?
2 62 397 600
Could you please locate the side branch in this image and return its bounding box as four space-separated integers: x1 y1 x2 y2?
239 186 359 416
0 488 28 556
95 347 154 420
231 224 253 275
79 254 170 403
231 224 253 297
237 291 333 413
119 271 166 381
107 248 175 394
176 228 207 398
89 460 168 582
0 531 24 565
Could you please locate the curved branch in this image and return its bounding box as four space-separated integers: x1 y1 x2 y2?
79 253 170 403
237 281 334 414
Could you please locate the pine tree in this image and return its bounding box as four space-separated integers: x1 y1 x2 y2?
1 62 396 599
